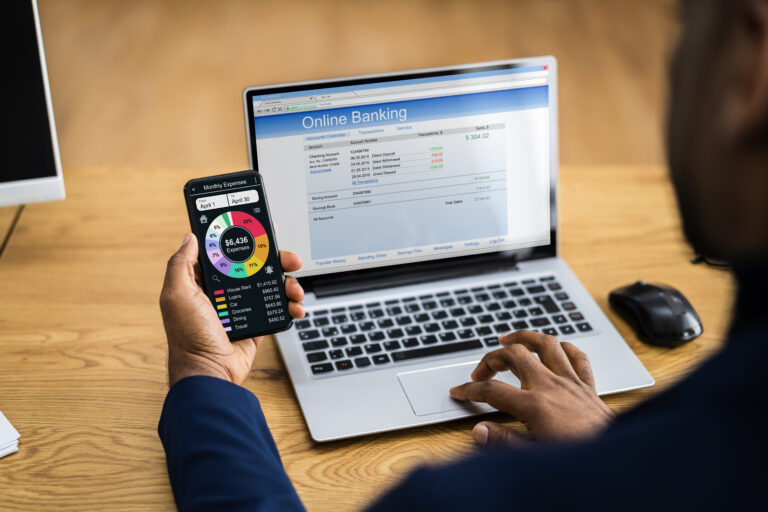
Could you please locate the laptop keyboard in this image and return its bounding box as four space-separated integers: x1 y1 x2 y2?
293 275 595 377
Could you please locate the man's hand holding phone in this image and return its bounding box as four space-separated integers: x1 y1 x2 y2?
160 234 305 387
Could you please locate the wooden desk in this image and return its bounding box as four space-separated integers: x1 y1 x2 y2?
0 165 734 511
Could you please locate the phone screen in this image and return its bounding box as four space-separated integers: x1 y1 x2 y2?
184 170 292 340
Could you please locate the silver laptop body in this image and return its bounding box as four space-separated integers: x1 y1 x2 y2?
244 57 654 442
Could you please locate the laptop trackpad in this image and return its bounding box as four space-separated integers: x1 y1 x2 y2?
397 361 521 416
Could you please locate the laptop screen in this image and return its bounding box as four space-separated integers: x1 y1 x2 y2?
247 60 554 277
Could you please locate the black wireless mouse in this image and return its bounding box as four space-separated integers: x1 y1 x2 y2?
608 281 703 347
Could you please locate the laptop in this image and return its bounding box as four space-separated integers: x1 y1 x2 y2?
243 56 654 442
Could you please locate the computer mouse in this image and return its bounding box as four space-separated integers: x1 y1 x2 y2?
608 281 702 348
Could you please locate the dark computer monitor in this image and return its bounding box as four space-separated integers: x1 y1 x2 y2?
0 0 65 206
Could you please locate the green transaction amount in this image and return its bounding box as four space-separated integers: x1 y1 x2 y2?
465 132 490 142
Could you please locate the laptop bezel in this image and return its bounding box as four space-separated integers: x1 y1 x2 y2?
243 56 558 290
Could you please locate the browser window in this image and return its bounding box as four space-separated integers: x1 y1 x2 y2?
251 65 552 277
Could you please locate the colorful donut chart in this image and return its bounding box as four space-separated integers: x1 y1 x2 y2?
204 211 269 278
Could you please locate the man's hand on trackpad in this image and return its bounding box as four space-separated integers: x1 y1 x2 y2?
450 331 615 446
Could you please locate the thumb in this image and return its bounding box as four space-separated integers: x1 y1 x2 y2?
473 421 531 447
164 233 199 289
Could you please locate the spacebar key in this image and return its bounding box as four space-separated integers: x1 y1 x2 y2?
391 340 483 362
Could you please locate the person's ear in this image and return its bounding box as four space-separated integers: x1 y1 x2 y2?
727 0 768 139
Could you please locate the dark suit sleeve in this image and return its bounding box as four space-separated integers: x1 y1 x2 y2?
158 376 305 512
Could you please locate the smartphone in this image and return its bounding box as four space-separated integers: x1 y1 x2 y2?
183 170 292 340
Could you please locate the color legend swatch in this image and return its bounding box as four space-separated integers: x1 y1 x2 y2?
214 289 231 329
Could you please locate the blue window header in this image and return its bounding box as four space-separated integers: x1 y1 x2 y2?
253 85 548 139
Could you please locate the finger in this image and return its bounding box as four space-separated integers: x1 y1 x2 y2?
561 342 596 388
280 250 302 273
285 276 304 302
288 300 305 319
473 421 532 447
500 330 578 380
470 344 547 385
449 379 532 418
163 234 199 291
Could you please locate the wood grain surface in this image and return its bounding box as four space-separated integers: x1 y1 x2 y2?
36 0 677 170
0 165 734 511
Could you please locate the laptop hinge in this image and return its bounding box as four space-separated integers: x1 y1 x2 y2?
310 255 519 298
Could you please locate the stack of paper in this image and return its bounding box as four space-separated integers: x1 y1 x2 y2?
0 410 20 459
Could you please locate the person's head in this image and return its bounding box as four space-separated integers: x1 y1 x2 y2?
668 0 768 265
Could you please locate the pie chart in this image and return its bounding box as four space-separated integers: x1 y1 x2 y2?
204 211 269 278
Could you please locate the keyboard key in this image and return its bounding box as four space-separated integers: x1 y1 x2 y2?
321 327 339 337
414 313 430 323
349 304 363 310
476 326 493 336
577 322 593 332
450 307 466 317
365 302 381 308
341 324 357 334
470 287 484 292
330 336 348 347
513 310 528 318
387 328 404 339
368 331 385 341
486 302 501 311
313 309 329 316
354 357 371 368
503 281 518 287
404 303 421 313
560 325 576 335
402 337 419 347
535 295 560 313
420 334 439 345
424 322 441 333
395 315 413 326
384 299 399 305
440 298 456 307
391 339 483 362
332 314 348 324
543 328 558 336
502 300 517 309
457 295 473 305
307 352 327 363
512 320 529 330
299 330 321 341
455 289 468 294
494 323 511 333
468 305 484 314
313 317 330 327
329 349 344 359
295 319 311 330
495 311 512 321
350 334 367 344
457 329 474 339
484 336 500 347
350 311 367 321
548 282 562 291
373 354 391 365
527 286 546 294
418 294 433 300
436 291 450 297
510 288 525 297
331 307 345 313
422 300 438 310
562 302 577 311
303 340 328 351
460 317 477 327
384 340 401 351
539 275 555 281
488 284 501 290
519 298 532 306
365 343 382 353
530 317 551 327
335 360 353 371
377 318 394 328
369 309 385 318
432 310 448 320
475 293 491 302
405 325 423 336
439 331 457 342
522 279 535 284
569 312 585 321
346 346 363 357
442 320 459 330
528 307 544 316
386 306 403 316
555 292 569 301
311 363 334 374
492 290 507 299
360 321 376 331
552 315 567 324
